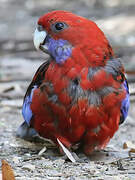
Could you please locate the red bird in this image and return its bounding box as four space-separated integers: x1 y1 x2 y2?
17 11 130 157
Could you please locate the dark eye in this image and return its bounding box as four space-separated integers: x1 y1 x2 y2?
55 23 64 30
51 22 68 32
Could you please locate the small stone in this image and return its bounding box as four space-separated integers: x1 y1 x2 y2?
22 164 35 171
12 156 20 164
53 159 65 166
42 160 53 168
69 176 76 180
25 153 31 157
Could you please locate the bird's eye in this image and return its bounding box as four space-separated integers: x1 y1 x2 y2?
51 22 68 32
55 22 64 30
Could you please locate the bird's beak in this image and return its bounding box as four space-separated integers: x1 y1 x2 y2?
33 27 49 54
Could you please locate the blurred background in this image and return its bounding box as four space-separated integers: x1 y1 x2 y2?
0 0 135 179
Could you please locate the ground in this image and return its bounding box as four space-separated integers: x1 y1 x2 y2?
0 0 135 179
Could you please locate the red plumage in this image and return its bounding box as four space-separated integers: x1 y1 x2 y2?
21 10 128 155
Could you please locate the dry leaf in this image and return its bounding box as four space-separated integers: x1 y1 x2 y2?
123 141 135 153
1 160 15 180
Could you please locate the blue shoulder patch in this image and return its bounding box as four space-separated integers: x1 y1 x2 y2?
120 80 130 123
22 86 37 125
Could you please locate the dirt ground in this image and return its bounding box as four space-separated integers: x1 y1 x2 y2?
0 0 135 179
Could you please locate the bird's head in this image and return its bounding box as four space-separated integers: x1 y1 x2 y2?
34 10 113 66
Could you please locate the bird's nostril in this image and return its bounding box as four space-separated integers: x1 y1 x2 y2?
37 25 44 32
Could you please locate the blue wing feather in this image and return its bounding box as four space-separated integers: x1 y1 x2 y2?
22 85 37 125
17 62 49 140
120 80 130 124
21 61 49 125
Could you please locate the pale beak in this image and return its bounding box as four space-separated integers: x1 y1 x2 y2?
33 27 48 51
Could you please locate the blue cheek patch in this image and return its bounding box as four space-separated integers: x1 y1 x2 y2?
22 86 37 126
121 80 130 121
46 37 72 64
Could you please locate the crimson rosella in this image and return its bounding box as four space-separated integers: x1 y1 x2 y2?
17 10 130 156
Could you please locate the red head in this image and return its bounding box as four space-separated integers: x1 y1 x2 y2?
34 10 114 66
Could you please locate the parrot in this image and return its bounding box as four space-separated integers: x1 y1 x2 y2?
17 10 130 157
